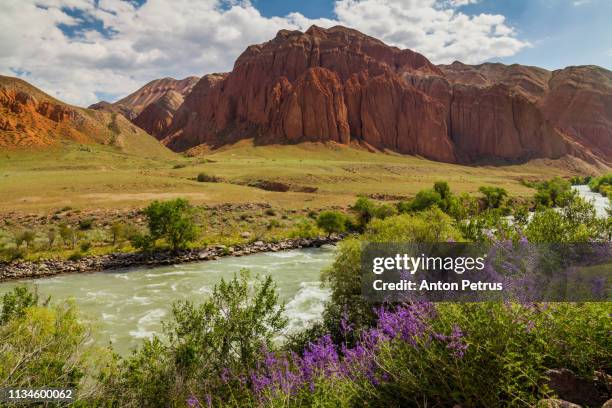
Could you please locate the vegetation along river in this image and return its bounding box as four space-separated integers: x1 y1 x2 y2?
0 246 336 355
0 187 607 355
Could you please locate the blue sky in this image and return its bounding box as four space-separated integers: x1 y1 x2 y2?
253 0 612 70
2 0 610 106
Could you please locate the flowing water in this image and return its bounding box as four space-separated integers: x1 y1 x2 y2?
573 185 609 218
0 246 336 355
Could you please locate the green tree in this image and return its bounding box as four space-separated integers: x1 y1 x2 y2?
110 222 125 246
479 186 508 209
59 223 76 248
534 177 573 208
142 198 198 252
350 197 376 230
316 211 347 237
374 204 397 220
433 180 451 201
410 189 442 211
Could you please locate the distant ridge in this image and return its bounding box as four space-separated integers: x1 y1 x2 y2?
0 75 174 157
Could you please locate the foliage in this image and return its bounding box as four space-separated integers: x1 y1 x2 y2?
479 186 508 209
78 218 95 230
0 286 100 395
107 270 286 406
533 177 573 208
588 173 612 196
141 198 198 252
15 229 36 248
289 218 319 239
196 172 220 183
316 211 347 237
350 197 376 231
322 208 461 335
525 195 604 243
408 189 443 211
59 223 76 248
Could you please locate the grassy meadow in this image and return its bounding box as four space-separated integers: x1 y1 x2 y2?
0 139 599 214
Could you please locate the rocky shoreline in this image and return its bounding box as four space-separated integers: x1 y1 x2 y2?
0 236 342 282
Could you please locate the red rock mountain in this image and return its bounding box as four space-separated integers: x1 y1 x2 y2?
154 25 611 165
0 75 173 156
90 76 199 138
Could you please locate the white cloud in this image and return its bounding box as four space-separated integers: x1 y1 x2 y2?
0 0 527 106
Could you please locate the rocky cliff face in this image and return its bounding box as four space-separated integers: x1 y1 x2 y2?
90 25 610 165
157 25 611 164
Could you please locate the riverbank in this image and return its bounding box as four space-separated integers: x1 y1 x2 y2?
0 235 343 282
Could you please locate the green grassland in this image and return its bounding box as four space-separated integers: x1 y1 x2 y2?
0 139 601 215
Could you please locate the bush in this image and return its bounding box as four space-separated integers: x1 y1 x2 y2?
196 172 220 183
59 223 76 248
316 211 347 237
322 208 461 335
479 186 508 209
534 177 573 208
350 197 376 230
0 286 98 392
374 203 397 219
80 241 92 252
78 218 95 230
142 198 198 252
526 195 603 243
289 218 319 238
588 173 612 196
15 229 36 248
410 189 443 211
108 270 286 406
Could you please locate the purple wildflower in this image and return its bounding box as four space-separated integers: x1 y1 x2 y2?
186 396 201 408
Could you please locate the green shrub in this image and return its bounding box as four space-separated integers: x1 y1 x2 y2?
15 229 36 248
322 208 461 335
374 203 397 219
350 197 376 230
409 189 443 211
196 172 220 183
588 173 612 195
479 186 508 209
289 218 319 238
107 270 285 406
534 177 573 208
526 195 603 243
78 218 95 230
316 211 347 237
59 223 76 248
142 198 198 252
80 241 92 252
0 286 98 392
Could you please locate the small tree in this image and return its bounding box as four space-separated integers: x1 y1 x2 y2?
316 211 347 237
110 222 126 246
142 198 198 252
410 189 443 211
479 186 508 209
47 228 56 250
15 230 36 249
59 223 75 248
351 197 376 230
433 181 451 201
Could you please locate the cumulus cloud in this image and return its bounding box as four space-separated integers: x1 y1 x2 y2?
0 0 527 106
